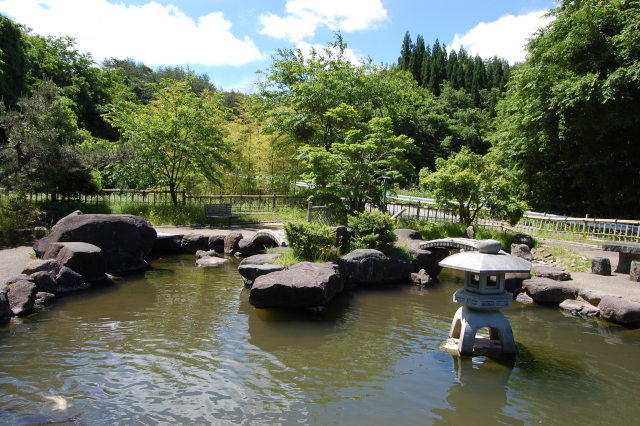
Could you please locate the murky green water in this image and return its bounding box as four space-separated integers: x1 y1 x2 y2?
1 254 640 425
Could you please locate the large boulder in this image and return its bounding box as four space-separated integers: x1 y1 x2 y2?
523 277 577 305
33 213 156 275
533 264 572 281
250 262 343 308
208 235 226 252
339 249 413 284
402 240 449 276
7 280 38 317
236 238 261 257
394 229 423 241
0 288 13 322
224 232 244 254
598 296 640 326
511 244 534 261
55 267 91 294
180 234 210 253
48 242 107 282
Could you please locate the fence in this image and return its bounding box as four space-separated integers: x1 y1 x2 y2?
384 201 640 242
0 189 306 212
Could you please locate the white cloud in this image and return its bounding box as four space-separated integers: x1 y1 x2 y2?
0 0 263 66
295 41 361 65
259 0 388 42
450 10 553 64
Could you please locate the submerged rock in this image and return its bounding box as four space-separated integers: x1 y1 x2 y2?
339 249 412 284
559 299 599 318
0 287 14 321
250 262 343 308
411 269 433 286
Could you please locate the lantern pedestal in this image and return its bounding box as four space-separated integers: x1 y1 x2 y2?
448 306 517 355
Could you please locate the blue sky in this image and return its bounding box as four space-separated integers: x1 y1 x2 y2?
0 0 556 92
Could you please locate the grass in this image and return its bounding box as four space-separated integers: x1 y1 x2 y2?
266 248 303 267
533 244 591 272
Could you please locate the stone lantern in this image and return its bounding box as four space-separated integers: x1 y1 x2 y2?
440 239 531 356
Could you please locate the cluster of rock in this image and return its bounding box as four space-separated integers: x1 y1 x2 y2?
507 235 640 327
1 212 157 322
154 230 286 267
240 229 450 309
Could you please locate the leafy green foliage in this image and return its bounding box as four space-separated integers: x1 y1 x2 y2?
105 79 230 205
348 210 397 252
284 222 336 261
299 107 416 213
0 81 101 195
420 148 527 227
492 0 640 218
0 196 41 230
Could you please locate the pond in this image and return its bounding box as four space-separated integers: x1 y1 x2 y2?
1 254 640 425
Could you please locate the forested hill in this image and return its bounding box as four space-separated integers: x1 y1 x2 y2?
396 33 511 102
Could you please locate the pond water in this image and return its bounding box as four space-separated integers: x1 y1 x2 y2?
1 254 640 425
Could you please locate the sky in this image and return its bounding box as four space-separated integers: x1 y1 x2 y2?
0 0 557 92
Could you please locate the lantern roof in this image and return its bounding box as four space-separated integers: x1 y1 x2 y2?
438 239 532 274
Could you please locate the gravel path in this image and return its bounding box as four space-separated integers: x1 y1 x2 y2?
0 246 34 284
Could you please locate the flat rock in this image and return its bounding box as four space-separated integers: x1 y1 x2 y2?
238 263 285 286
559 299 600 318
195 256 229 267
578 289 612 306
598 296 640 326
7 280 38 317
33 212 156 275
180 234 209 253
22 259 59 275
237 238 261 257
523 277 577 305
52 242 107 282
239 254 282 266
250 262 343 308
533 264 572 281
224 232 244 254
196 250 218 259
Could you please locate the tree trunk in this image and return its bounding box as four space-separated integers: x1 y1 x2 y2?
169 183 178 207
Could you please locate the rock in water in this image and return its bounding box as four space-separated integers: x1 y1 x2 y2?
33 213 156 275
598 296 640 326
523 277 577 305
250 262 343 308
224 232 244 254
7 280 38 317
559 299 599 318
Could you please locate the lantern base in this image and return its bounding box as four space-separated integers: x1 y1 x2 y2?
448 306 517 355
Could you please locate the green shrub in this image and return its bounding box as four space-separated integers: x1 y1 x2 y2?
0 197 42 230
284 222 335 261
348 210 397 252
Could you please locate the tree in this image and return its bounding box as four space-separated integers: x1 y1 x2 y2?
105 79 230 206
420 148 527 227
298 104 416 213
492 0 640 218
0 81 99 196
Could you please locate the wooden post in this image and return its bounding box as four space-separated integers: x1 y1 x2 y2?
307 201 313 222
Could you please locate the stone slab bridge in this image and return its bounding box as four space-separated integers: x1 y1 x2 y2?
419 238 482 252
